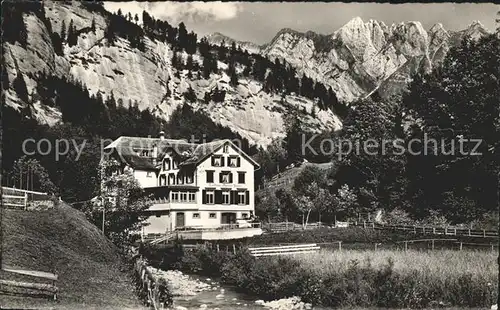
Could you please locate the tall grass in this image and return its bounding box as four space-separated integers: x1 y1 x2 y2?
151 245 499 308
295 249 497 282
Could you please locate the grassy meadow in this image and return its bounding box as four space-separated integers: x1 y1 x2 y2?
147 241 499 309
293 249 497 284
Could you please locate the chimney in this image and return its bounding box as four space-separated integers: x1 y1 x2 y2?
159 130 165 141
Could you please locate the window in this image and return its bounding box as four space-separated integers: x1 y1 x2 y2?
181 192 187 202
192 213 200 219
212 155 223 167
229 156 239 167
242 213 248 219
209 213 217 219
222 191 230 204
223 144 229 153
177 174 184 185
205 191 214 204
186 174 193 184
238 172 245 184
141 150 150 157
238 191 246 205
172 191 179 202
163 159 171 170
168 173 175 185
206 171 214 183
189 192 196 202
220 171 232 184
146 171 153 177
173 160 178 169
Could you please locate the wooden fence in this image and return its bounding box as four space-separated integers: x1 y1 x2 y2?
2 186 51 210
133 259 171 309
351 221 499 238
0 267 58 300
248 244 320 257
262 221 498 238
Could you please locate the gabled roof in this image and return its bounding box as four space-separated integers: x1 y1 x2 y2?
180 139 260 168
105 136 259 170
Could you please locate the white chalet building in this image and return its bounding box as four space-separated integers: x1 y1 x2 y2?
103 132 260 237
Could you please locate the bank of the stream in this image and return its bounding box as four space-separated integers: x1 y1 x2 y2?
140 242 498 309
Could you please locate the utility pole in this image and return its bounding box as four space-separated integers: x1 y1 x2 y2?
101 197 105 234
497 170 499 307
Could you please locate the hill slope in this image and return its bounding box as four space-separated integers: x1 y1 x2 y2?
1 203 144 309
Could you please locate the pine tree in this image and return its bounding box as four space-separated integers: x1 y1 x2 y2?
117 9 123 17
60 20 67 41
13 72 29 103
228 61 238 86
178 22 188 42
91 17 96 33
2 66 10 91
67 19 77 46
134 14 139 24
202 55 212 79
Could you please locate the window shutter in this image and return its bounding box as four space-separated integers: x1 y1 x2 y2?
219 172 223 183
230 191 236 205
237 157 241 167
211 157 215 166
202 190 207 204
221 157 225 167
215 190 223 204
229 172 233 183
245 191 250 205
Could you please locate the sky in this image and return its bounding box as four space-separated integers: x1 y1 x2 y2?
103 2 499 45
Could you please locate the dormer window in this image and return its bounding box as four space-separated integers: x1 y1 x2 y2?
212 155 223 167
163 158 171 170
223 144 229 153
141 150 149 157
228 156 240 167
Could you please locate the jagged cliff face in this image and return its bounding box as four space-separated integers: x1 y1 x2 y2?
261 17 490 102
4 1 341 146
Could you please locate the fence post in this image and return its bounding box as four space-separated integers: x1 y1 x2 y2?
431 239 435 250
216 244 220 252
445 227 447 235
423 227 425 235
459 242 463 251
454 228 457 235
404 241 408 251
338 241 342 251
432 227 436 234
363 221 366 229
24 192 28 210
232 244 236 254
468 229 471 236
414 226 417 234
483 230 486 238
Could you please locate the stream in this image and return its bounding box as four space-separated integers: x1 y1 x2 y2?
147 267 318 310
172 274 262 309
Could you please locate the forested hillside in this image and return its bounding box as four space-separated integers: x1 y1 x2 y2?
256 31 500 226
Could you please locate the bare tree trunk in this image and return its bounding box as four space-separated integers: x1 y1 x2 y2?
304 209 311 229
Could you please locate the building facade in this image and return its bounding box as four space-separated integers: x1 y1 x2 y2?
103 132 260 236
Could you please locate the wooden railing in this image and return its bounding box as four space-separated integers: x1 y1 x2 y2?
262 221 498 238
350 221 499 238
2 186 51 210
1 267 58 300
248 243 320 257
